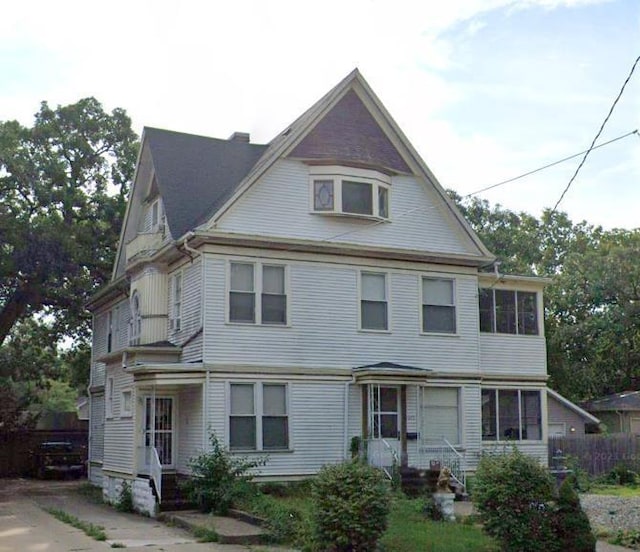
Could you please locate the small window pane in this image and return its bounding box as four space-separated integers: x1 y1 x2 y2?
361 301 387 330
263 384 286 416
380 387 398 412
342 181 373 215
314 180 334 211
362 273 386 301
230 384 254 415
262 295 286 325
380 414 398 438
263 417 288 449
230 292 255 322
231 263 254 292
479 288 494 333
230 417 256 450
499 390 520 440
423 279 453 305
521 390 541 440
423 305 456 333
518 292 538 335
263 266 284 294
482 390 497 440
378 187 389 218
495 290 516 334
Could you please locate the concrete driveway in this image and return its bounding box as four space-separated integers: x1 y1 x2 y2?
0 478 284 552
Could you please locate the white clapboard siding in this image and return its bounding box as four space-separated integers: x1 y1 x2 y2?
89 393 105 486
168 260 202 357
177 386 204 473
205 379 346 477
217 159 479 256
113 298 131 352
203 256 480 373
479 335 547 376
103 365 135 474
347 384 362 442
461 385 482 459
475 442 549 471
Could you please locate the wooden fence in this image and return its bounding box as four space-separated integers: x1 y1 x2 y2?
548 433 640 476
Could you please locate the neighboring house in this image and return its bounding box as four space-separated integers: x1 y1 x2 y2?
77 396 89 421
87 69 572 515
582 391 640 434
547 389 600 436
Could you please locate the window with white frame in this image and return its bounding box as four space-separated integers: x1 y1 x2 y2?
229 383 289 451
310 168 390 220
107 311 113 353
360 272 388 331
422 278 456 333
481 388 542 441
421 387 460 444
479 288 538 335
229 262 287 325
106 376 114 418
129 292 141 345
171 272 182 331
121 389 132 417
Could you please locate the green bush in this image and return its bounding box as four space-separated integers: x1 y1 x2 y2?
554 475 595 552
473 449 558 552
607 464 639 486
115 480 134 513
182 432 265 514
311 460 390 552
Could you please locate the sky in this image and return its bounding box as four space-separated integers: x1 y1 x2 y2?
2 0 639 229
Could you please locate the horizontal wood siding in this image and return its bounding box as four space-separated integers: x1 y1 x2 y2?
103 364 135 474
479 442 549 469
177 386 204 473
182 332 203 363
217 159 478 256
92 312 108 387
169 260 202 361
203 255 481 373
548 395 588 435
479 334 547 376
347 384 361 441
90 393 104 466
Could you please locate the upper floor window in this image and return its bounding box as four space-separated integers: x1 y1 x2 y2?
229 262 287 325
479 288 538 335
482 389 542 441
360 272 388 331
147 198 165 234
422 278 456 334
170 272 182 332
129 292 141 345
310 167 390 220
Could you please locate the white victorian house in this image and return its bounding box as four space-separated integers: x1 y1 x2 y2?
87 69 572 515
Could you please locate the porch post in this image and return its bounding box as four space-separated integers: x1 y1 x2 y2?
401 385 408 467
361 385 368 438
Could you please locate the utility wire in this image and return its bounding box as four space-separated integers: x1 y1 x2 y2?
465 129 638 198
549 54 640 215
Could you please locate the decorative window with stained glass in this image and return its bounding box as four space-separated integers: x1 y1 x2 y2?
313 180 334 211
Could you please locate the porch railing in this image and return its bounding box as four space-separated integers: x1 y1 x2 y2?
137 446 162 504
417 438 466 490
360 438 400 481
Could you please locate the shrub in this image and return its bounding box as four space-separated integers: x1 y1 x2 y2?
607 464 639 486
311 460 390 552
115 480 134 513
554 475 595 552
473 449 558 552
422 494 443 521
182 432 265 514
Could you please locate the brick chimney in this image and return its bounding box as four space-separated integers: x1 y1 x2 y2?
228 131 250 143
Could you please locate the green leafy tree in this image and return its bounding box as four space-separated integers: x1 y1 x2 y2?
0 98 138 346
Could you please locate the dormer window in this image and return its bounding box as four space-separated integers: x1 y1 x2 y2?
310 166 390 220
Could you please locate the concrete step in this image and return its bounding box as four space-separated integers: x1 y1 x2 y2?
159 510 266 545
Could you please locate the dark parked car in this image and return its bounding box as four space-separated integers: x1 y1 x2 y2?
34 441 84 479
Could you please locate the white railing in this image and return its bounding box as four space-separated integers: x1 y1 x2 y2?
417 438 466 490
137 446 162 504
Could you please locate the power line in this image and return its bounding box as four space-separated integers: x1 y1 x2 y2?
549 54 640 215
464 129 638 198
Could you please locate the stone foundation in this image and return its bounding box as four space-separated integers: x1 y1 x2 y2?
102 474 158 517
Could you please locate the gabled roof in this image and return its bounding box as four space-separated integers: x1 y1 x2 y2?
145 127 268 238
582 390 640 412
547 388 600 424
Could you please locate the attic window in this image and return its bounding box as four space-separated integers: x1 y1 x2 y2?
309 166 390 220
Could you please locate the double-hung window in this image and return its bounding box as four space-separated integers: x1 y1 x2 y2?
229 262 287 325
171 272 182 331
422 278 456 333
481 389 542 441
229 383 289 451
421 387 460 444
360 272 388 331
479 289 538 335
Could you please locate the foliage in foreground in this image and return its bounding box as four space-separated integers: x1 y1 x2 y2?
554 475 596 552
183 432 264 515
45 507 107 541
311 460 390 552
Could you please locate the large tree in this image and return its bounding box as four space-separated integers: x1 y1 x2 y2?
0 98 138 346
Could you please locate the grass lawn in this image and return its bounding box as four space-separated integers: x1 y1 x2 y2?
588 485 640 497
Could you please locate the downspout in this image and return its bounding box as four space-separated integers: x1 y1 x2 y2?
343 374 356 460
204 370 210 450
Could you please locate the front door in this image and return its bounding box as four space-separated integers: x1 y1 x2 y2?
143 396 175 468
368 385 401 466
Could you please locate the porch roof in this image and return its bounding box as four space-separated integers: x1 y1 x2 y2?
353 361 431 382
